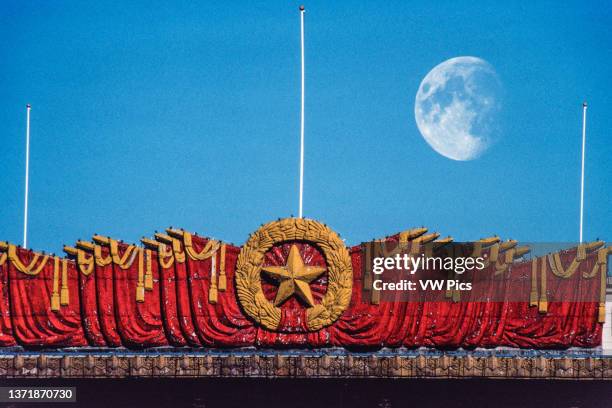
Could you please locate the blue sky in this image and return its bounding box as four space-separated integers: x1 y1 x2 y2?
0 1 610 254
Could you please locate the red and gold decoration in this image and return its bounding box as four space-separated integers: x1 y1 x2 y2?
0 218 608 349
235 218 352 331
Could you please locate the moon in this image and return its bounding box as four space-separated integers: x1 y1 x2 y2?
414 56 502 161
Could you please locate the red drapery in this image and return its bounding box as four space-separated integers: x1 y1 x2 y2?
0 233 606 349
2 248 86 347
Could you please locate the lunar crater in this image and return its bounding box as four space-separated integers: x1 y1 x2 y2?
414 56 502 161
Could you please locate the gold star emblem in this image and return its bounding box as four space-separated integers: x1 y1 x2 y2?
261 245 326 307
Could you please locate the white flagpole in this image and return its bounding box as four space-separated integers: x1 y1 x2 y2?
579 101 587 244
298 5 305 218
23 104 31 248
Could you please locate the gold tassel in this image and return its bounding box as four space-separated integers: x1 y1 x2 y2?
144 249 153 290
370 241 381 304
598 304 606 324
577 244 586 261
363 242 372 291
529 257 538 307
136 249 145 303
488 244 499 263
452 289 461 302
370 286 380 305
209 251 218 304
424 242 434 257
60 259 69 306
445 270 454 299
218 243 227 291
538 256 548 313
51 257 60 311
136 285 145 303
599 261 607 323
171 238 186 263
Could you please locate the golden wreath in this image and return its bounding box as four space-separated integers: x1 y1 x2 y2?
235 218 353 331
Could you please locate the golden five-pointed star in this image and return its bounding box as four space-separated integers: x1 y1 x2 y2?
261 245 326 307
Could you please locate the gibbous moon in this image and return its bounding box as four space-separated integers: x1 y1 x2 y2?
414 56 502 161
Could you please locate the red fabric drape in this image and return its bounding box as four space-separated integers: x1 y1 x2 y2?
0 236 604 349
182 237 256 346
169 245 202 347
93 246 122 347
111 244 168 347
327 244 603 349
0 256 16 346
7 248 86 347
153 245 188 346
77 251 108 346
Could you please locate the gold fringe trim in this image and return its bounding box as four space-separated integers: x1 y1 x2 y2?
218 243 227 291
209 251 218 304
538 256 548 313
530 257 538 307
144 249 153 290
60 259 69 305
136 249 145 303
8 244 49 276
51 257 60 311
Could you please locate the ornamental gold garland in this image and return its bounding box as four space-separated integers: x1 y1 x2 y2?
7 244 49 276
94 245 112 267
158 243 175 269
235 218 353 331
77 249 95 275
181 231 220 261
109 240 138 269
